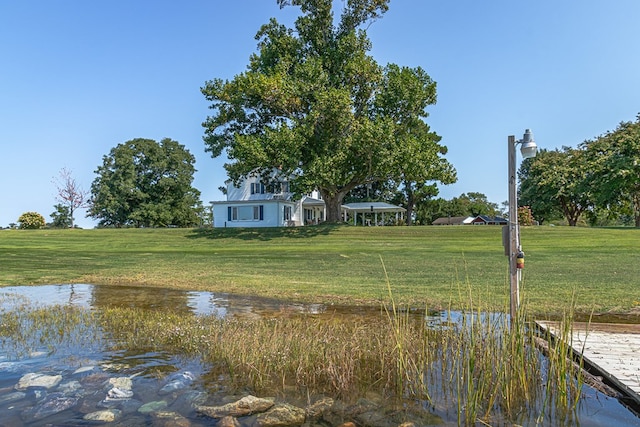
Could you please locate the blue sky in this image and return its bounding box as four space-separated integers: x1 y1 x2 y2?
1 1 639 228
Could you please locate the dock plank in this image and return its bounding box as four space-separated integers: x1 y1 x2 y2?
536 321 640 398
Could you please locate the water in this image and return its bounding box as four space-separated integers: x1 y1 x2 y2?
1 284 639 426
0 283 328 317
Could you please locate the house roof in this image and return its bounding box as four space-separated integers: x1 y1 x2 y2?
341 202 406 213
210 199 295 206
472 215 508 224
432 216 471 225
301 196 325 207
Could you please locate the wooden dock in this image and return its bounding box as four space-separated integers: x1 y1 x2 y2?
536 321 640 407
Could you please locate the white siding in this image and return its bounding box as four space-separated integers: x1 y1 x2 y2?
212 170 322 228
212 201 294 228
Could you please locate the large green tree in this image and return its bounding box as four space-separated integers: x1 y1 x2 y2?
88 138 201 228
202 0 453 222
374 64 456 225
344 180 397 203
582 115 640 227
519 147 593 226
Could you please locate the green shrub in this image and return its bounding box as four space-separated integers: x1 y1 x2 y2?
18 212 46 229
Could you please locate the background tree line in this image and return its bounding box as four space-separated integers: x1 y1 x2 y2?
15 2 638 230
29 111 639 230
10 137 207 229
519 114 640 227
11 0 458 230
344 113 640 227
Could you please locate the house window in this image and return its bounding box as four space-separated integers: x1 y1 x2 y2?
267 181 289 194
228 205 264 221
250 183 265 194
284 205 292 221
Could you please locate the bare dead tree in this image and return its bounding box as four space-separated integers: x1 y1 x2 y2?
53 168 89 228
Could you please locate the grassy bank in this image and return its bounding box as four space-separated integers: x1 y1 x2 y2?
1 225 639 316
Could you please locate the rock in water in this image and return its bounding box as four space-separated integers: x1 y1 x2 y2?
84 408 122 422
138 400 169 414
15 372 62 390
159 371 195 394
73 365 98 375
218 416 241 427
22 392 79 421
255 403 306 427
108 386 134 399
101 386 135 405
306 397 334 420
58 380 83 395
106 376 133 390
197 395 275 418
152 410 192 427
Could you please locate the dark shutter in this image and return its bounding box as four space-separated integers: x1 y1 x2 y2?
259 205 264 221
227 206 232 221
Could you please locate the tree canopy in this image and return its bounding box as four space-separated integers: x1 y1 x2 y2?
202 0 455 222
519 115 640 227
88 138 201 228
581 115 640 227
518 148 594 226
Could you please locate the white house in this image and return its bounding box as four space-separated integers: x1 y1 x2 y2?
211 170 408 228
211 173 325 228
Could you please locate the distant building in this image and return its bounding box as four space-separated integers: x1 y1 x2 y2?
469 215 508 225
432 216 473 226
210 171 405 227
341 202 406 226
432 215 507 226
211 171 324 228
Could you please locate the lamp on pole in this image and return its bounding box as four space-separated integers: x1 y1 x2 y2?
507 129 537 323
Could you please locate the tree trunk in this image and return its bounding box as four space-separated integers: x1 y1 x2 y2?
633 193 640 228
405 188 414 226
322 191 346 223
560 198 581 226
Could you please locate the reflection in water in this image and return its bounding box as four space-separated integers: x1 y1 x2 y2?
0 284 332 318
1 284 639 426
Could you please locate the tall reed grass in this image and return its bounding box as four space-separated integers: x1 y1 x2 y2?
0 296 102 358
0 284 588 426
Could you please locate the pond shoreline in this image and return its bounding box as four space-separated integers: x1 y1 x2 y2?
2 284 640 426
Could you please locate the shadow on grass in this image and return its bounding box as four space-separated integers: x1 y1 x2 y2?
187 224 342 241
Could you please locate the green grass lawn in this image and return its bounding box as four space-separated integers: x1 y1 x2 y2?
1 225 639 316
